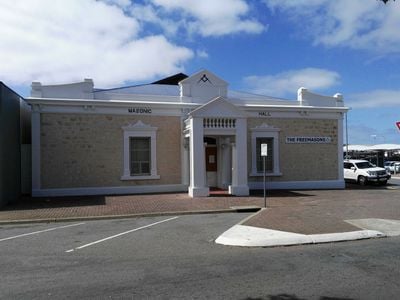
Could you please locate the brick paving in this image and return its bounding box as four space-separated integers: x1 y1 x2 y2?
245 183 400 234
0 192 265 221
1 178 399 235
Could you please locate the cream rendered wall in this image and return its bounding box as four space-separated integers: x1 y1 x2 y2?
247 118 339 182
40 113 181 189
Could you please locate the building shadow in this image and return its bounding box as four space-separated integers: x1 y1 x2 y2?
242 294 354 300
250 190 315 198
0 195 106 211
345 182 399 190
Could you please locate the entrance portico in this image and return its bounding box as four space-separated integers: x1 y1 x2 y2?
184 97 250 197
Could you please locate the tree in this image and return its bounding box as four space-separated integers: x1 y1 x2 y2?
380 0 396 3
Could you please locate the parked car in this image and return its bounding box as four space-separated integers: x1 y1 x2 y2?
344 159 391 185
384 161 400 174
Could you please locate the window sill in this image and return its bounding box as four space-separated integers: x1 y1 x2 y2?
121 174 160 181
249 172 282 177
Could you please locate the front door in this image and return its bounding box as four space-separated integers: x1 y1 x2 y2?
206 146 217 187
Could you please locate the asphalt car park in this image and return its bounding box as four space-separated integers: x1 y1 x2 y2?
1 213 256 299
0 213 247 254
2 210 400 299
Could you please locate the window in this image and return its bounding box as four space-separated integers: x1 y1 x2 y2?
121 121 160 180
130 137 150 175
251 123 281 176
344 162 353 169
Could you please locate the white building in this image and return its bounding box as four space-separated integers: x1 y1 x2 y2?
28 70 348 197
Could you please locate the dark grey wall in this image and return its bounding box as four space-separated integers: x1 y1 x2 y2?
0 82 29 208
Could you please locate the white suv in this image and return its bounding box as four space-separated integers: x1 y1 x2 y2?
384 161 400 174
344 159 391 186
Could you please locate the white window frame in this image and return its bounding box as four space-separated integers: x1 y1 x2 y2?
121 121 160 180
250 123 281 176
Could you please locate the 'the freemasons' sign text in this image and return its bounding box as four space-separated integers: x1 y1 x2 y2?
286 136 332 144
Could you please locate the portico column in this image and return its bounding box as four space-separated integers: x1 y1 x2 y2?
229 118 249 196
188 117 209 197
182 137 190 186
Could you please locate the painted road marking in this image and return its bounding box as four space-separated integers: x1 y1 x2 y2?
0 223 85 242
66 216 179 253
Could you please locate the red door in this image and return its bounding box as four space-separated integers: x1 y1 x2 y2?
205 147 217 172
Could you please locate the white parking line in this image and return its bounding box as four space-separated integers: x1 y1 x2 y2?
66 216 178 253
0 222 85 242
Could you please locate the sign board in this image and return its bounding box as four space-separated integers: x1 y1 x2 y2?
286 136 332 144
261 144 268 156
396 121 400 131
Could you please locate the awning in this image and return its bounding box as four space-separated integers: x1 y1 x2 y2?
344 144 400 152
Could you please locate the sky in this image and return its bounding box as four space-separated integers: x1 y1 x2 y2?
1 0 400 145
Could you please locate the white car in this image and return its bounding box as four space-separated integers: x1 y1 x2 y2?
384 161 400 174
344 159 391 186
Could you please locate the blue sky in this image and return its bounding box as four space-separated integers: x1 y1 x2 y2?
1 0 399 144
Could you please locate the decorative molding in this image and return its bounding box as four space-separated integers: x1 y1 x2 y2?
251 123 280 132
121 174 160 181
247 109 346 120
122 120 156 131
250 125 281 176
32 104 42 112
122 121 159 179
189 96 247 118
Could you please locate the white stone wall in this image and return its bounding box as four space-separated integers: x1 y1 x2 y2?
40 113 182 189
247 118 339 182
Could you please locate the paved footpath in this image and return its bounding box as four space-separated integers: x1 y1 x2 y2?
1 177 400 247
217 177 400 246
0 192 265 223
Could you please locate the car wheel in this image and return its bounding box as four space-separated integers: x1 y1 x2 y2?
379 180 387 186
358 176 367 186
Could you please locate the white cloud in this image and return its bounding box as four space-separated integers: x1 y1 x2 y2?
102 0 132 8
0 0 193 87
244 68 340 97
130 4 181 36
0 0 267 86
150 0 265 36
196 50 209 59
348 90 400 108
263 0 400 54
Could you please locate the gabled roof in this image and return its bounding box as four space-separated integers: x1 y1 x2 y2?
179 69 228 86
94 84 179 98
189 96 247 118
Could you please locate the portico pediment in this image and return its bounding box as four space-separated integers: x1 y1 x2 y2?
180 69 228 101
189 96 247 118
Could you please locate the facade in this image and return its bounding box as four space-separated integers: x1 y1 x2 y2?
27 70 348 197
0 82 31 207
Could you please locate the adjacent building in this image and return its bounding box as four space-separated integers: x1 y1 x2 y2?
0 82 31 207
27 70 348 197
